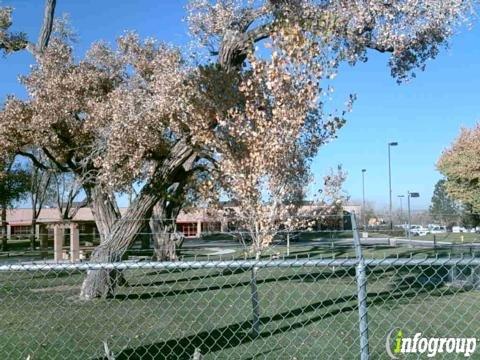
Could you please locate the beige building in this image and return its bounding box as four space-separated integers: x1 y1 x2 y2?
3 204 361 261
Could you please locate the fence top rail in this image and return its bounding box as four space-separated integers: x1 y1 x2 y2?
1 257 480 272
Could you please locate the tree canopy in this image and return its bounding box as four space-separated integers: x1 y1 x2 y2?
0 157 30 209
437 124 480 212
0 0 476 297
429 179 460 225
187 0 473 80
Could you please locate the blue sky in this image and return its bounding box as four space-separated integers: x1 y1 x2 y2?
1 1 479 211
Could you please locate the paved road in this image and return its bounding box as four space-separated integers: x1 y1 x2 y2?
184 236 480 250
356 237 480 249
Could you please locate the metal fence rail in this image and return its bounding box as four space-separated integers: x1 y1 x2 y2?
1 257 480 359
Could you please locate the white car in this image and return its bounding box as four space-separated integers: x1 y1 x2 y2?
452 226 467 233
430 226 447 234
410 225 429 236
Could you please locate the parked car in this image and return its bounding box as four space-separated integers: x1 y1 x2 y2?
410 225 429 236
452 226 467 233
430 226 447 234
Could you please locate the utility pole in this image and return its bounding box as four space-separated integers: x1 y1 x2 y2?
398 194 404 223
362 169 367 229
398 194 405 237
388 142 398 230
407 192 420 240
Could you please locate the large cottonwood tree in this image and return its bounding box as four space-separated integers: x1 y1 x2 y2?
0 33 202 298
0 0 475 298
185 0 475 253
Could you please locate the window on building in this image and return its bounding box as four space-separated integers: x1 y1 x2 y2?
201 222 221 233
11 226 31 236
178 222 198 237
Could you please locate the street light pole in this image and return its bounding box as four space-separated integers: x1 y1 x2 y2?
398 195 404 222
407 193 411 240
362 169 366 229
388 142 398 230
407 192 420 240
398 194 405 237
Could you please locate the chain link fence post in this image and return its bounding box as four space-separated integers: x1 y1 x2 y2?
250 265 260 337
351 212 370 360
286 232 290 256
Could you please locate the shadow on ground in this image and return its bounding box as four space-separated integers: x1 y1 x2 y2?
115 267 392 300
99 281 457 360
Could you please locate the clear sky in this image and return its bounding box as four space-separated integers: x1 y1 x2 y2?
1 1 479 211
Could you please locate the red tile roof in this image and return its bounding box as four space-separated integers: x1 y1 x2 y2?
6 204 361 226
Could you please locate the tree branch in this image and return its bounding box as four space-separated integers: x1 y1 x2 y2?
41 147 70 172
0 32 30 53
238 5 270 32
0 0 56 56
366 41 394 54
249 24 271 44
37 0 56 53
16 151 50 170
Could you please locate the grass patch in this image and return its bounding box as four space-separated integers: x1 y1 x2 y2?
1 263 479 359
419 232 480 243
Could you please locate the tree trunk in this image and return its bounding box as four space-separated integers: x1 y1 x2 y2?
39 224 48 258
151 229 184 261
1 206 7 252
30 218 37 251
80 188 161 299
88 184 121 243
218 29 250 71
150 180 187 261
140 224 151 250
150 199 184 261
80 140 195 299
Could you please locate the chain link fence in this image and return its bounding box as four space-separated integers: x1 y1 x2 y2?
1 212 480 359
1 257 480 359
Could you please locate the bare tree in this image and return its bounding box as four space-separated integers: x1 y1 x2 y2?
28 160 53 251
52 171 86 220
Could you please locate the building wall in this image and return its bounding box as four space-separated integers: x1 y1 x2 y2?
6 204 361 241
177 222 198 238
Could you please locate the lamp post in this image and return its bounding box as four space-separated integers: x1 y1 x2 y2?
362 169 366 229
407 192 420 240
398 194 405 237
388 142 398 230
398 194 405 222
